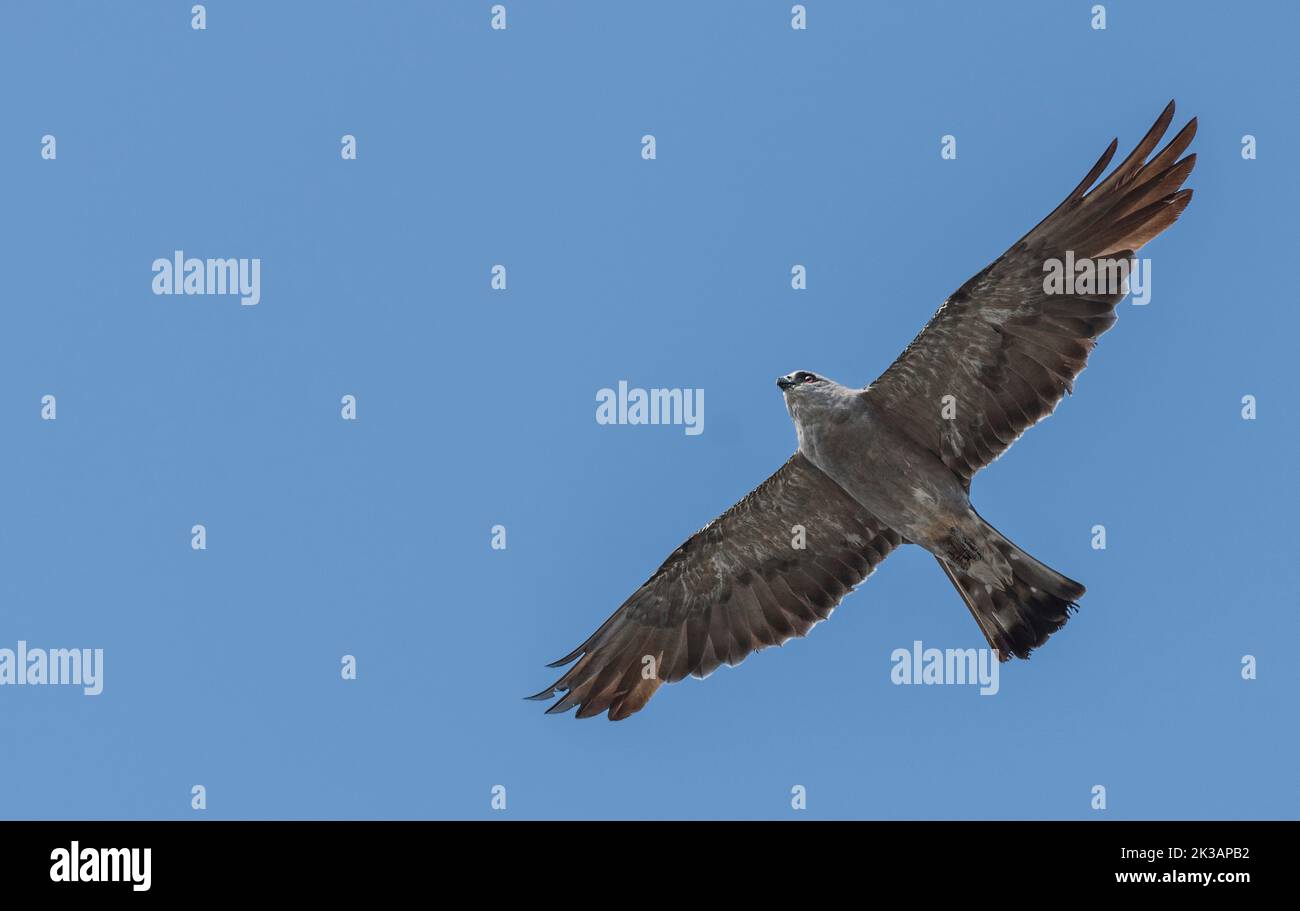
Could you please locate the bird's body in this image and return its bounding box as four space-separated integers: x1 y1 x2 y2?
532 101 1196 720
787 384 973 563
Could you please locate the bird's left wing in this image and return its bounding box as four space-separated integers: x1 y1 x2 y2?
864 101 1196 483
530 452 901 720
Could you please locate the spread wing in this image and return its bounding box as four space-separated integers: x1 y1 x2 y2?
530 453 901 720
865 101 1196 483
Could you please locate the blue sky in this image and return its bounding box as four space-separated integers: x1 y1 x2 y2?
1 1 1295 819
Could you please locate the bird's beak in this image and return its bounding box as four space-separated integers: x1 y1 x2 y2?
776 375 795 391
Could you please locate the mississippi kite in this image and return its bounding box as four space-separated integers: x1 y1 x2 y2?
532 102 1195 720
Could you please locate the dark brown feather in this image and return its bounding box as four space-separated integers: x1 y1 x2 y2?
528 453 901 719
865 102 1196 481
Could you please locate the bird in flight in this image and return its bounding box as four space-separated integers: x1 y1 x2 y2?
531 101 1196 720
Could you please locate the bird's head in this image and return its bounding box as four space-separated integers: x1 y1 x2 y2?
776 370 822 393
776 370 851 423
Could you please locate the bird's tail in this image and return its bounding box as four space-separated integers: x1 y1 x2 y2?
938 519 1085 661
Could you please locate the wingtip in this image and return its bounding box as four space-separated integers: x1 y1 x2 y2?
1153 100 1176 134
543 695 578 715
546 646 586 668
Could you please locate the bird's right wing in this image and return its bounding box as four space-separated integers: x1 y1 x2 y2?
865 101 1196 483
530 453 901 720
